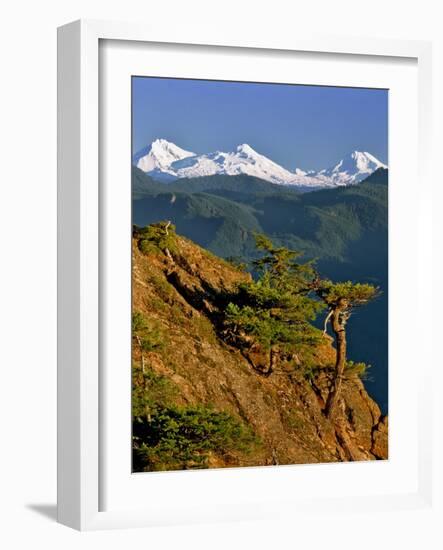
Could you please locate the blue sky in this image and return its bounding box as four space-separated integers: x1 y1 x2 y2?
132 77 388 171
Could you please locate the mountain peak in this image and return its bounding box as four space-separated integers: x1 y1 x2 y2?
151 137 172 149
315 150 387 185
152 137 170 145
134 139 387 188
150 138 193 156
348 150 385 164
236 143 257 156
134 139 195 175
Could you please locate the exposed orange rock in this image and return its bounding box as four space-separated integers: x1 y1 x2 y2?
132 230 388 468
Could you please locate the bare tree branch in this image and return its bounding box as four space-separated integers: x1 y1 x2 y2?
323 308 333 336
164 247 173 262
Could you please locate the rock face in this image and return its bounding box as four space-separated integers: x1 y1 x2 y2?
132 228 388 468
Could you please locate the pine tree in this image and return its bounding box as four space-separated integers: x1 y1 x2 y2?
224 235 323 375
315 280 379 418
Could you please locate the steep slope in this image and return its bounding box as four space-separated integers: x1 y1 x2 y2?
132 226 388 471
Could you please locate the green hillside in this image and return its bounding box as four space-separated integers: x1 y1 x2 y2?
133 167 388 265
133 167 302 198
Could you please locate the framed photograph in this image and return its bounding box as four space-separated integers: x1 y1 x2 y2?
57 20 433 530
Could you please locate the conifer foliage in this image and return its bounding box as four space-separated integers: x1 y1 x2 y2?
314 280 379 418
223 235 379 416
223 235 323 375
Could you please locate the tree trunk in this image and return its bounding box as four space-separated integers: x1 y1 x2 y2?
325 304 347 419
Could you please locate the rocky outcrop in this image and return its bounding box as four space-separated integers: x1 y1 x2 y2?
132 229 388 467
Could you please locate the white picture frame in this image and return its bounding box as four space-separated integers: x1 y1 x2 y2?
57 19 433 531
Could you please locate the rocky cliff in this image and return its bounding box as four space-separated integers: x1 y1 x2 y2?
132 225 388 471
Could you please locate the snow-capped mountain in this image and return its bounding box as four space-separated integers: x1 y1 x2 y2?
310 151 387 187
133 139 387 188
134 141 298 185
133 138 195 176
170 143 299 185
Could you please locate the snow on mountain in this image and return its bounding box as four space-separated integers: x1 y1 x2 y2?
311 151 387 186
170 143 299 185
133 140 387 188
134 138 195 176
294 168 308 177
